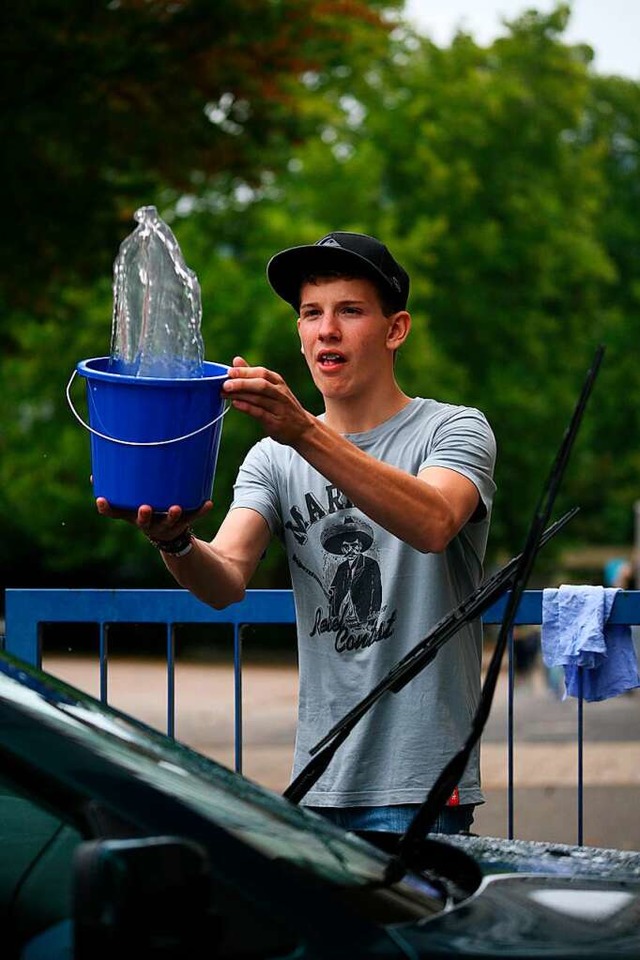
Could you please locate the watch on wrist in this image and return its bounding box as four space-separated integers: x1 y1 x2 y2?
147 527 194 557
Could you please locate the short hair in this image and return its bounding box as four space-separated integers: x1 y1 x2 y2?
301 271 400 318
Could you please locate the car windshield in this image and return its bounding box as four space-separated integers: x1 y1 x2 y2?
0 652 445 913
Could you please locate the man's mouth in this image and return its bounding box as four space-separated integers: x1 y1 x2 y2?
318 352 345 366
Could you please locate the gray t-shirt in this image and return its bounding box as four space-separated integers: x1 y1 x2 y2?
230 397 497 808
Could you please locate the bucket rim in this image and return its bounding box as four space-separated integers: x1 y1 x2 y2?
67 363 230 446
76 356 230 384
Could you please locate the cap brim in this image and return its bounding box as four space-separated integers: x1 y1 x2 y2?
266 244 395 313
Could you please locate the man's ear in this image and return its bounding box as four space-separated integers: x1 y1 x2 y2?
386 311 411 350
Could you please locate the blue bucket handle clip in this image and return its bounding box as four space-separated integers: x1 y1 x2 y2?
66 369 230 447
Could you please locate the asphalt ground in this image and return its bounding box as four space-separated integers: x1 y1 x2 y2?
43 653 640 853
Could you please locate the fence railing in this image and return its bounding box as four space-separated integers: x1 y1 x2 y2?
3 587 640 846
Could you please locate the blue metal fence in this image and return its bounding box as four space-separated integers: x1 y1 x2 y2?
4 587 640 845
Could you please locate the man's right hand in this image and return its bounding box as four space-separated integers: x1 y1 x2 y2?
222 355 314 448
96 497 213 542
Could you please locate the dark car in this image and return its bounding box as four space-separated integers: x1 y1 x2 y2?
1 645 640 960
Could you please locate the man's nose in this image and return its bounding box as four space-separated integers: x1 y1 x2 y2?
318 312 340 339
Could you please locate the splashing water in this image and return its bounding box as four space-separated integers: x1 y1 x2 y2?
110 206 205 378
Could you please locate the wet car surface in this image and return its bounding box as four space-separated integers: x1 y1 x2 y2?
1 645 639 959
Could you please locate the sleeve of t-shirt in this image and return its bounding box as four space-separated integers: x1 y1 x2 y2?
420 406 497 520
229 438 283 537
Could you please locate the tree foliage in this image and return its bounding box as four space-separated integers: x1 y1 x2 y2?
2 2 639 592
200 3 635 572
0 0 398 314
0 0 399 586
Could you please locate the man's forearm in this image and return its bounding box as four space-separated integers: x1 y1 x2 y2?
162 537 247 609
292 418 470 553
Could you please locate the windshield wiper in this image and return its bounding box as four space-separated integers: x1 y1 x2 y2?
283 508 577 805
383 344 605 884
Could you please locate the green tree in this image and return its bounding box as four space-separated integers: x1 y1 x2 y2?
0 0 399 316
0 0 401 587
576 74 640 548
187 3 640 577
3 2 640 591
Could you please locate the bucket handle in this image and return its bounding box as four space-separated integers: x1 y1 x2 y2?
66 369 230 447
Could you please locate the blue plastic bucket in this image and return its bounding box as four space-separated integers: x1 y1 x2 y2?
68 357 230 512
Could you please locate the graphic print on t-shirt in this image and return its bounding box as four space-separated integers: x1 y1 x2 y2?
322 516 381 625
292 514 398 654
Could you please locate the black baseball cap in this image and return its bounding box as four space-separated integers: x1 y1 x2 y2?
266 231 410 313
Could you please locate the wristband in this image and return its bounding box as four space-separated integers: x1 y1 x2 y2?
147 527 194 557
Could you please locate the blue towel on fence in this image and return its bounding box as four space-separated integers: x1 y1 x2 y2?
541 585 640 701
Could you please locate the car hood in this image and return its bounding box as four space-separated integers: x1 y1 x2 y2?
2 650 640 958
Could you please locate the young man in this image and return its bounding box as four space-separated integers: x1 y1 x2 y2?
97 231 497 838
